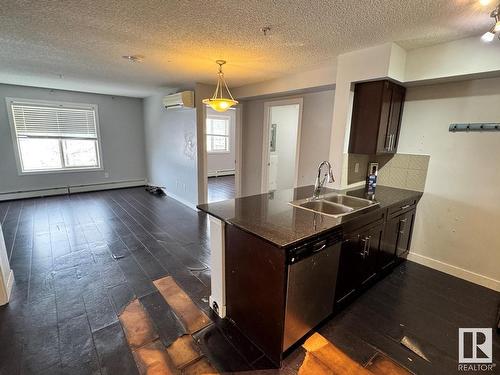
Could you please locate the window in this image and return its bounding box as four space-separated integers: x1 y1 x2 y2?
7 99 102 173
206 116 230 153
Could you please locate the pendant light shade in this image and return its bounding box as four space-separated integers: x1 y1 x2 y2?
202 60 238 112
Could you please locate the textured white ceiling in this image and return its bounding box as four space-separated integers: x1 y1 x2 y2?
0 0 493 96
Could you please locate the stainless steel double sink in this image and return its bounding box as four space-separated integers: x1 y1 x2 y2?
289 193 379 218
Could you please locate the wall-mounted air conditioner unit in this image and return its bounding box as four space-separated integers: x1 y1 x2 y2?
163 91 195 109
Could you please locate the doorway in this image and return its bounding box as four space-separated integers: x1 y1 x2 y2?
206 107 237 203
261 98 303 193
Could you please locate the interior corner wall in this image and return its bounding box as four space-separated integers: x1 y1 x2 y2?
194 83 216 205
240 89 335 197
143 93 198 208
0 84 146 194
397 77 500 289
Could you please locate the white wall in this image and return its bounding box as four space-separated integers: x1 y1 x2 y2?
143 93 198 208
240 89 334 196
0 84 146 194
206 108 236 175
405 36 500 83
232 64 336 99
269 105 299 190
398 77 500 290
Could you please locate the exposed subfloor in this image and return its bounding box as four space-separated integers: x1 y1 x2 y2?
207 175 235 203
0 187 498 374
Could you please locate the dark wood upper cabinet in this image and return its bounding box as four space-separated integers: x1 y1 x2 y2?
349 80 406 154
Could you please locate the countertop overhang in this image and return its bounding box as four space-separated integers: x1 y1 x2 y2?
197 185 423 249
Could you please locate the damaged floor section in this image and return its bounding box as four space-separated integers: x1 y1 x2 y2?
119 276 215 374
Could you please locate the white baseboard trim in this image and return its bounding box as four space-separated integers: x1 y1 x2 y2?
0 270 14 306
0 187 69 201
207 169 235 178
0 179 145 201
407 252 500 292
162 190 198 211
69 179 145 193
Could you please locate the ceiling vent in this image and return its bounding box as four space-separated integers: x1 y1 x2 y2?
163 91 195 109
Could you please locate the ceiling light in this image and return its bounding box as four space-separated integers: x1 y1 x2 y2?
122 55 144 63
481 4 500 42
480 0 491 5
202 60 238 112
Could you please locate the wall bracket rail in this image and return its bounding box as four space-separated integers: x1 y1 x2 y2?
449 123 500 133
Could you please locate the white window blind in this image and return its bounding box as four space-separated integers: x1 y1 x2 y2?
11 103 98 139
7 99 102 173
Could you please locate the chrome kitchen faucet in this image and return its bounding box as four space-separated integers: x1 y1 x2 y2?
313 161 335 199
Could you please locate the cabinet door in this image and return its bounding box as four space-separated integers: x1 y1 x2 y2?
335 233 364 303
376 81 393 154
396 209 416 257
360 224 384 286
379 215 400 270
387 84 406 153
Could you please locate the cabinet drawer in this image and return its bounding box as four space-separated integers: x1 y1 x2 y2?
343 208 385 233
388 198 417 218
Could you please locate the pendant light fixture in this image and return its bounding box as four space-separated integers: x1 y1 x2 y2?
481 3 500 42
202 60 238 112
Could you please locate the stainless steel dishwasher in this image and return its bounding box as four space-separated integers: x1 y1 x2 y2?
283 229 342 351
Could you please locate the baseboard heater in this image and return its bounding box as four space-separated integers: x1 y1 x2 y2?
207 169 235 178
0 179 146 201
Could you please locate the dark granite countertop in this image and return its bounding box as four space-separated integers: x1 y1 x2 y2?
197 185 423 248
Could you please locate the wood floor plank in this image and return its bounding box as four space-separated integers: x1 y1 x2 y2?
139 291 187 347
165 334 203 369
132 340 177 375
192 324 252 372
93 322 139 375
182 356 219 375
153 276 211 334
119 299 159 349
302 333 372 375
365 353 413 375
298 352 334 375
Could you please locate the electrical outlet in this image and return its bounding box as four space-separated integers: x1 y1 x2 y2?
355 163 359 173
104 172 109 178
182 183 186 191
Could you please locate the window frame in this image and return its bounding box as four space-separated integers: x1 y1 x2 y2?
206 114 231 154
6 98 104 175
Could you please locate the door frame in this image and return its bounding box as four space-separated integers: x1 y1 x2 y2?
234 105 243 198
260 98 303 193
199 105 242 204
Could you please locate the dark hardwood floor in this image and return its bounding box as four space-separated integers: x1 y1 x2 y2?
207 175 235 203
0 187 498 375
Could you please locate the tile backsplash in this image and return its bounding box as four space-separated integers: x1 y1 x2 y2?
347 153 430 192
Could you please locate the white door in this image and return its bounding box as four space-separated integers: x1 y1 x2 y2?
263 102 302 192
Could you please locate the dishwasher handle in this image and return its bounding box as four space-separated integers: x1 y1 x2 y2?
312 240 327 253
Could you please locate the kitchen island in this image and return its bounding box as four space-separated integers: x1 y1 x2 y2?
198 185 422 366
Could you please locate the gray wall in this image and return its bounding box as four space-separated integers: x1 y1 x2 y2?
0 84 146 193
143 94 198 207
241 89 335 196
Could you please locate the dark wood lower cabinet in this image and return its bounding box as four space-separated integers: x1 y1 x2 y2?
380 208 417 270
335 221 384 305
335 206 417 307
